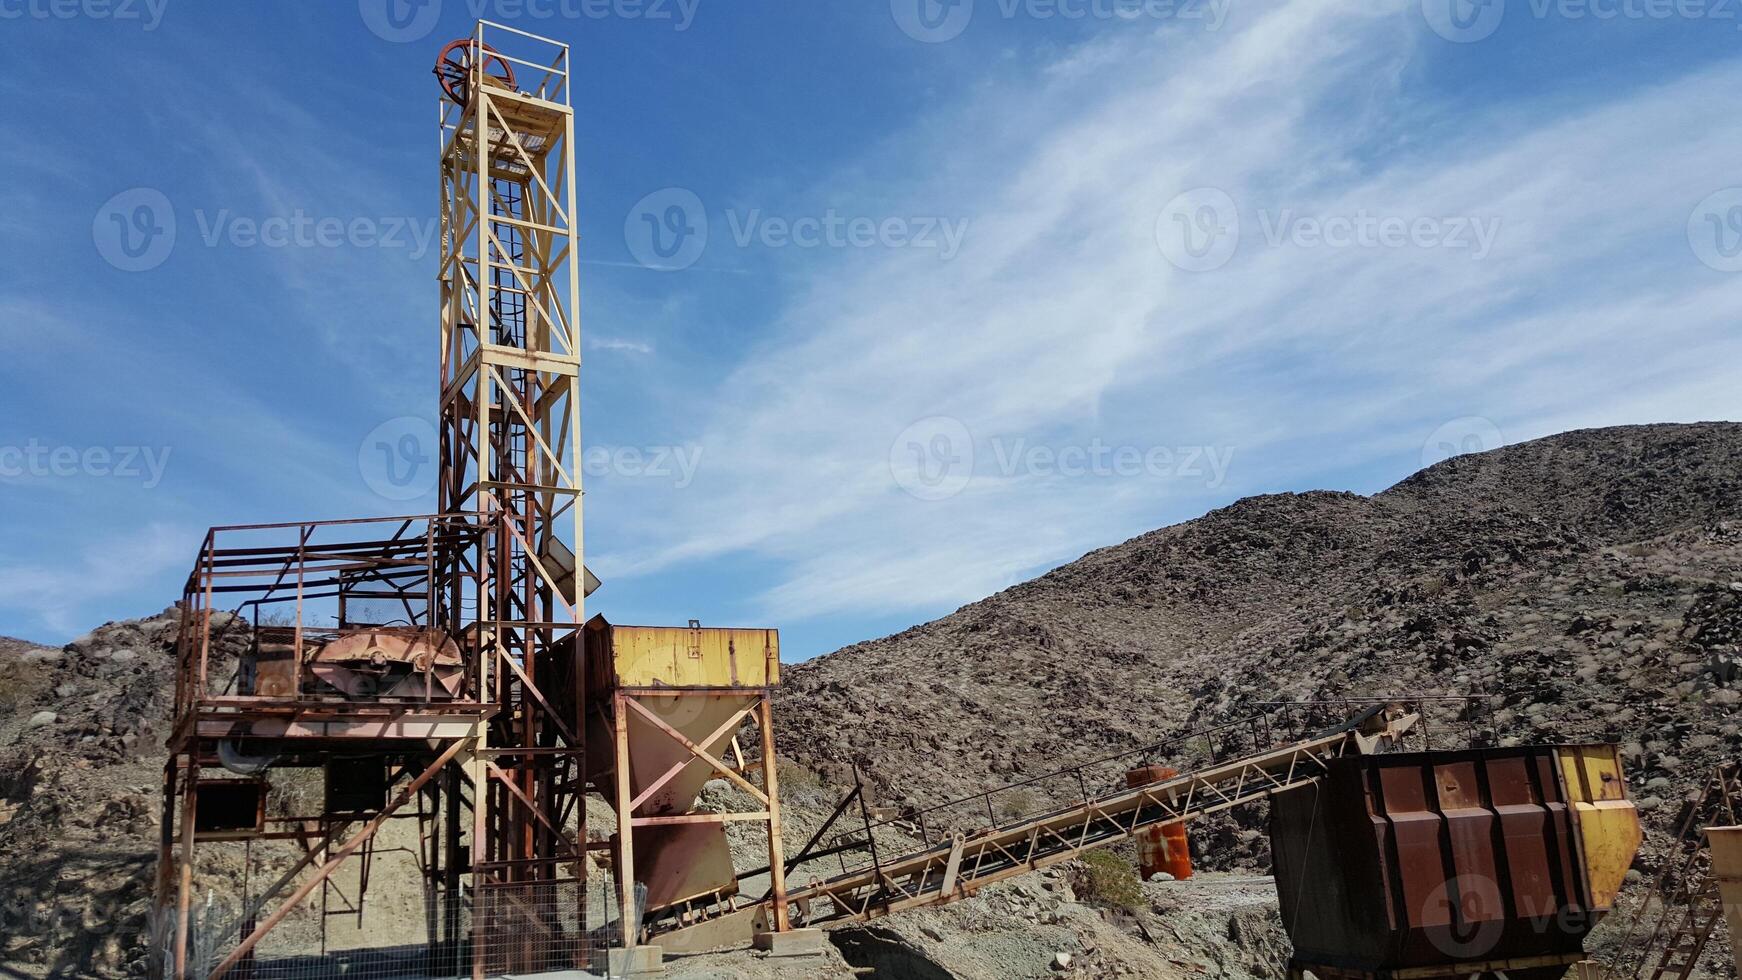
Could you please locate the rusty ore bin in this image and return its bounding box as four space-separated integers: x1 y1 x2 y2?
1269 744 1640 980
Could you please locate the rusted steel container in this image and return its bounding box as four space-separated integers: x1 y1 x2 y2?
1269 745 1640 980
1126 766 1193 880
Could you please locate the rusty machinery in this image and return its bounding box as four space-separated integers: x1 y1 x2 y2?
1270 744 1645 980
150 21 795 979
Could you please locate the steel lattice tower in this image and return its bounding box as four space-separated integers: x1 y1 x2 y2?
436 22 586 976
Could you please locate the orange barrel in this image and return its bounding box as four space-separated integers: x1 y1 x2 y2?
1126 766 1193 880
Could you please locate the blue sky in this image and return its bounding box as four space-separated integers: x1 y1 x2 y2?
1 0 1739 656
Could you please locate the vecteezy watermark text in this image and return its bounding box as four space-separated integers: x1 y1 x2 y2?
889 416 1235 500
989 438 1235 483
581 445 704 488
195 210 438 260
1256 209 1501 259
1155 188 1503 272
890 0 1230 43
625 187 971 271
464 0 699 25
359 0 700 43
359 417 703 501
94 190 441 272
1422 0 1742 44
0 0 168 29
724 210 969 258
0 440 172 489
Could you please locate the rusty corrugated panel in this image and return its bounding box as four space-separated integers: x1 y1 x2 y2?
1436 759 1505 939
1377 764 1446 939
1487 754 1562 921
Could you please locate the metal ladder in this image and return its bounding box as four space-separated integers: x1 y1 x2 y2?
1613 762 1742 980
1643 874 1724 980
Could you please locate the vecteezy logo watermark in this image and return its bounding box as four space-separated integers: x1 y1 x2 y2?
0 440 173 489
1422 416 1506 468
1422 0 1506 42
94 188 176 273
1421 874 1506 960
626 188 972 270
891 0 1229 43
891 0 976 42
358 0 442 42
626 188 709 272
0 0 170 30
1689 188 1742 273
890 417 1236 500
360 417 439 502
890 416 976 501
360 0 701 43
580 445 704 488
1156 188 1240 272
195 210 438 260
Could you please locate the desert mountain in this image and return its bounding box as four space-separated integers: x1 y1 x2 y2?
778 423 1742 842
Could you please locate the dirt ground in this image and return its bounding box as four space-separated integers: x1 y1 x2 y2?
653 871 1288 980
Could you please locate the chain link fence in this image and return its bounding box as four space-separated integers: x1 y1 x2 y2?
154 877 621 979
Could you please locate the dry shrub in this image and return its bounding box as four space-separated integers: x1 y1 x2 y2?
1076 850 1142 912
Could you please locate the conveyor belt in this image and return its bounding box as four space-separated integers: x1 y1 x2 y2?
655 705 1419 945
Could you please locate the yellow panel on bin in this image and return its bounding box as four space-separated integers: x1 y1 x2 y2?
1558 745 1643 910
604 625 780 689
1560 745 1627 801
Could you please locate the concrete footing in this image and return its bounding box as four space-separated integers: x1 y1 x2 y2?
598 945 665 976
753 928 828 958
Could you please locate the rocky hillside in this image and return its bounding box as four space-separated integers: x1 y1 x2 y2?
778 423 1742 849
0 611 218 975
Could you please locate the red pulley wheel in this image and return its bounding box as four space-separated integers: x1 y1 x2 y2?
433 38 516 106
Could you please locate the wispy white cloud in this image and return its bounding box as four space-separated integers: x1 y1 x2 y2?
591 0 1742 625
0 297 388 519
